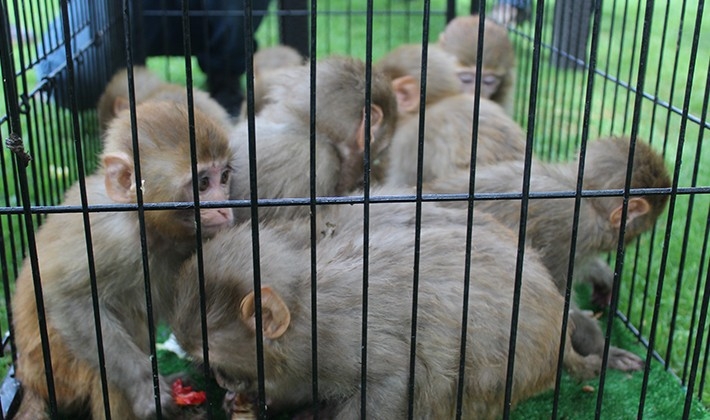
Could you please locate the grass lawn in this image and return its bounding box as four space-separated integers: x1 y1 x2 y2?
1 0 709 416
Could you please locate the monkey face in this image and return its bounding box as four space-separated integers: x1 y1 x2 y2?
457 68 502 98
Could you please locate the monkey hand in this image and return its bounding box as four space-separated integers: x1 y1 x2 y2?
583 258 614 308
607 346 645 371
591 287 612 308
130 374 178 419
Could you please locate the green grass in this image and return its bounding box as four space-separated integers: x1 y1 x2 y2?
512 318 710 419
1 0 709 416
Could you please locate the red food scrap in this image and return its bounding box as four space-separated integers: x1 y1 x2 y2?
172 378 207 406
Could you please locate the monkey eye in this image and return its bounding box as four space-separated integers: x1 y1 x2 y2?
199 176 210 192
458 71 476 83
220 169 231 184
482 75 499 86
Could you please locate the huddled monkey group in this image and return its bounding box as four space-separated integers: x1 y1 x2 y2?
10 15 671 420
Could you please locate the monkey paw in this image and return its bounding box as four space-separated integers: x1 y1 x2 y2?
131 379 177 419
608 346 644 372
591 287 612 308
584 258 614 308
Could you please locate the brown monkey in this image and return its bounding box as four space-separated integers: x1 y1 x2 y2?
438 15 516 113
12 101 234 419
241 44 305 118
172 206 600 419
97 66 232 132
426 136 671 371
375 44 526 187
229 56 398 222
253 45 304 72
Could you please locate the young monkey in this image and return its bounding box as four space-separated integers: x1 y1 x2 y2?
97 66 232 133
12 101 234 419
239 44 305 119
229 56 398 223
375 44 526 187
172 208 600 419
426 136 671 371
438 15 517 114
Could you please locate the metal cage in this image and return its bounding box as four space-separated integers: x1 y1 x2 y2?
0 0 708 418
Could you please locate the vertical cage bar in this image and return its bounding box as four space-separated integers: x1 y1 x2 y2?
307 0 319 417
503 0 546 416
241 0 269 417
0 1 57 416
406 3 432 418
359 1 375 417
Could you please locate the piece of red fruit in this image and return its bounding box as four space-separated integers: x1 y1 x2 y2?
172 378 207 406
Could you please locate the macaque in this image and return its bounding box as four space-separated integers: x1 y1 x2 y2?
12 101 234 419
426 136 671 371
375 44 526 187
97 66 232 132
438 15 516 113
172 206 601 419
241 45 305 117
229 56 398 222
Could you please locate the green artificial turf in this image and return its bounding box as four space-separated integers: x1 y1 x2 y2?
511 316 710 419
510 285 709 419
155 286 709 419
154 312 709 419
2 0 709 417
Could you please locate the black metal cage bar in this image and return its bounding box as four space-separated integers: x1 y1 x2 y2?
0 0 708 419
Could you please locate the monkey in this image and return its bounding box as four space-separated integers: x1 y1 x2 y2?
240 44 306 118
11 101 234 419
97 66 233 133
253 45 305 72
438 15 516 114
171 206 601 419
425 135 672 372
229 56 398 223
374 44 526 187
566 310 644 371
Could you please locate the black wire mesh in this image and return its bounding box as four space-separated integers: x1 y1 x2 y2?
0 0 708 419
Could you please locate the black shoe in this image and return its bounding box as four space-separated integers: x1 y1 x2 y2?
207 74 243 117
490 4 531 27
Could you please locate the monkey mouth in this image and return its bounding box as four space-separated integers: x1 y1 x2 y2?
199 220 230 237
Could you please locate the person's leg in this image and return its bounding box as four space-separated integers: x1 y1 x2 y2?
141 0 189 58
490 0 532 26
197 0 272 116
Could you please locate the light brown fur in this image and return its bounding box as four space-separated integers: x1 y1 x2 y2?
172 201 600 419
97 66 232 133
12 101 233 419
438 15 516 113
425 135 671 372
375 44 526 186
229 56 398 223
241 45 305 118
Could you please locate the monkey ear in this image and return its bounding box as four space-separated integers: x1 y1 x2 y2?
113 96 130 116
355 105 385 152
609 197 651 228
102 152 136 203
391 75 420 114
239 287 291 340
